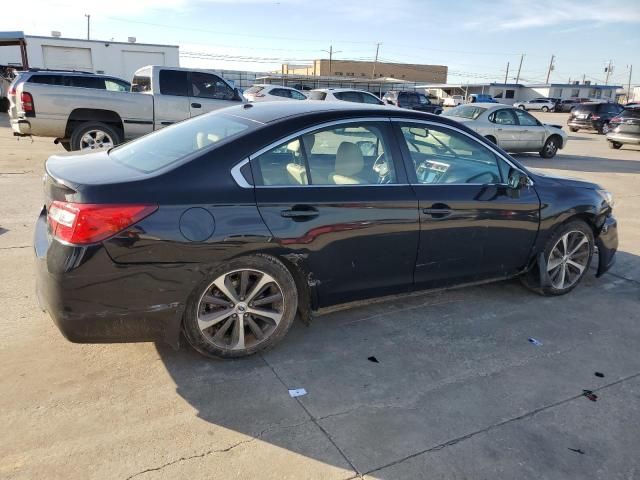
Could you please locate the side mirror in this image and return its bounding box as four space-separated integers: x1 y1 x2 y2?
508 170 529 189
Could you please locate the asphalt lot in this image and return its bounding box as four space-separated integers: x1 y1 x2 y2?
1 111 639 480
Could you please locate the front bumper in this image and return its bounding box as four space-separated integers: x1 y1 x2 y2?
34 208 187 347
595 215 618 277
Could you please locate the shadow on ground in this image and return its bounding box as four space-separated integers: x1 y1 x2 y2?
154 251 640 476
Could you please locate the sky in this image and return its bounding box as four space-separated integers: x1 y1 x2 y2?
3 0 639 86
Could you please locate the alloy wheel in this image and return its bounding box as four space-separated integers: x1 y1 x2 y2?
544 139 558 156
197 269 284 351
601 123 610 134
547 230 590 290
80 130 114 151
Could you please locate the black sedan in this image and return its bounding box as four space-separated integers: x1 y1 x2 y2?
36 101 618 359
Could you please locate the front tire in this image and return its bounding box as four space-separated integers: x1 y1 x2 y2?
569 127 579 133
541 106 549 112
70 122 122 152
183 255 298 359
539 136 560 158
608 141 622 150
521 220 594 296
519 105 526 110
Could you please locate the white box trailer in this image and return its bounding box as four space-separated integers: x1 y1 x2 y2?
0 32 179 80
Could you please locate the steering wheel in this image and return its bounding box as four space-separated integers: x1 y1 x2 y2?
466 171 500 184
373 153 392 184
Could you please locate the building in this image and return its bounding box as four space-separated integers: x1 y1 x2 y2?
0 31 179 80
418 81 622 105
282 59 447 83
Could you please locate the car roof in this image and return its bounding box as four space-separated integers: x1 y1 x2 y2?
311 88 371 93
221 100 440 125
456 102 508 109
23 70 126 79
254 84 299 90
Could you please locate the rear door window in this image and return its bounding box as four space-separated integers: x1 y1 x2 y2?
270 88 291 98
334 91 363 103
70 76 106 89
362 93 383 105
27 74 67 86
159 69 189 97
290 90 307 100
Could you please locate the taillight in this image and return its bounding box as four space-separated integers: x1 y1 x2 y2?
47 202 157 245
610 116 622 123
21 92 35 116
591 115 600 120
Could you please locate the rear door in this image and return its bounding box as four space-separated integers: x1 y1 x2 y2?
154 69 190 129
251 119 420 306
189 71 241 115
513 108 546 150
393 119 540 287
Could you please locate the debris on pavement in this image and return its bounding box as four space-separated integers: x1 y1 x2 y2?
595 372 605 378
367 356 379 363
568 448 585 455
582 389 598 402
528 337 543 346
288 388 307 398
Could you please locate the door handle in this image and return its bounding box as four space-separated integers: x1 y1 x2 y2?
191 102 202 108
423 203 452 219
280 206 319 220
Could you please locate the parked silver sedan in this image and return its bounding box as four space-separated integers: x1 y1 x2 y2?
513 99 556 112
443 103 568 158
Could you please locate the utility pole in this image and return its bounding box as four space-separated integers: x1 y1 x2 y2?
582 73 586 83
545 54 555 84
504 61 510 84
515 54 525 84
85 14 91 40
628 65 633 102
321 45 342 76
604 60 613 85
371 43 381 78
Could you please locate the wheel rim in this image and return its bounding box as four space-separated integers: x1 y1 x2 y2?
197 269 284 351
80 130 114 151
547 230 590 290
545 139 558 156
602 123 610 134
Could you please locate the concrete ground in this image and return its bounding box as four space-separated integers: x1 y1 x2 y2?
1 111 639 480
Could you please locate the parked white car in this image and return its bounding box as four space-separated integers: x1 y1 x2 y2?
243 84 307 102
443 103 567 158
443 95 464 107
308 88 384 105
513 99 556 112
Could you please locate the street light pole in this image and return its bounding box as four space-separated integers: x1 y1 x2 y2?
372 43 381 78
85 14 91 40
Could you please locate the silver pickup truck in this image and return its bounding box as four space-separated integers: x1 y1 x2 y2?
8 66 245 151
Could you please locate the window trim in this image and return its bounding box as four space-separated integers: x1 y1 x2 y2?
242 117 409 189
390 118 533 187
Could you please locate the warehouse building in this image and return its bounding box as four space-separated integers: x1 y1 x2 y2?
0 31 179 80
282 59 447 83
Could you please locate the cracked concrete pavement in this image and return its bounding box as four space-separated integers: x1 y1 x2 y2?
1 112 639 479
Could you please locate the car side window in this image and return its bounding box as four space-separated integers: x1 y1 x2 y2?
399 124 502 185
105 79 130 92
290 90 306 100
334 91 362 103
70 76 106 89
492 109 517 125
252 122 397 186
160 70 189 97
191 72 234 100
513 109 539 126
362 93 382 105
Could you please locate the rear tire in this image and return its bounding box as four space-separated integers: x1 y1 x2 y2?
520 220 594 296
519 105 526 110
598 122 610 135
608 141 622 150
183 255 298 359
569 127 579 133
541 106 549 112
70 122 122 152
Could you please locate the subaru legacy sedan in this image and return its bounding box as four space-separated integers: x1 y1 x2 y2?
36 102 617 359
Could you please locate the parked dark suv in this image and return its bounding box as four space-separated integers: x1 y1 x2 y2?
383 91 443 114
567 102 624 134
606 107 640 149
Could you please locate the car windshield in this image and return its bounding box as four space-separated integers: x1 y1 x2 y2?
443 105 487 120
109 113 254 173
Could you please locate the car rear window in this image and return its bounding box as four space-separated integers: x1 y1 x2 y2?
573 104 597 112
109 113 254 173
621 108 640 118
443 105 487 120
308 91 327 100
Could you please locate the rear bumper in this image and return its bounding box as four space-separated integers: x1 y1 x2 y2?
11 118 32 136
606 132 640 145
595 215 618 277
567 119 599 130
34 209 187 347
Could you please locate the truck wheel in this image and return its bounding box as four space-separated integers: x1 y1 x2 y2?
70 122 122 152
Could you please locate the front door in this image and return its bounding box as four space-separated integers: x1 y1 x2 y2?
490 108 520 150
252 120 420 307
189 71 241 116
393 120 540 288
513 108 547 150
